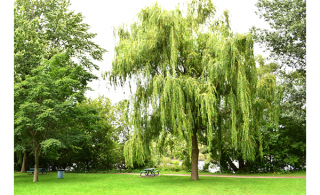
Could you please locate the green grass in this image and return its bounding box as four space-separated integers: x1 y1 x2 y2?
14 172 306 195
159 170 307 177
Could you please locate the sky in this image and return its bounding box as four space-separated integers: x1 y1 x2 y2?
2 0 320 193
67 0 270 103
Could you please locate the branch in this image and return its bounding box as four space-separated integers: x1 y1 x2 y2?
221 110 231 116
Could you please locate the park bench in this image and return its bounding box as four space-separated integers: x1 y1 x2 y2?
27 168 48 175
140 171 147 176
153 170 160 176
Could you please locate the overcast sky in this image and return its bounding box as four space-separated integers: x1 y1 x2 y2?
67 0 270 103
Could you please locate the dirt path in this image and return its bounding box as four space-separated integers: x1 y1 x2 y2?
112 173 305 178
161 174 305 178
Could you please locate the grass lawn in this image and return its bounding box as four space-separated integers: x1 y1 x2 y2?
14 172 306 195
159 170 307 177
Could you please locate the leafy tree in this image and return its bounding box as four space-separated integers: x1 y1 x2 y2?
252 0 306 70
42 97 131 172
14 0 106 80
212 0 307 174
212 56 305 173
111 100 131 143
107 0 279 180
265 60 306 171
251 0 306 172
205 56 281 173
14 126 32 173
39 101 101 172
34 97 132 172
75 96 120 170
108 100 132 169
14 53 97 182
14 0 106 179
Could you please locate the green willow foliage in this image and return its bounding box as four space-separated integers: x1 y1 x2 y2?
107 0 280 168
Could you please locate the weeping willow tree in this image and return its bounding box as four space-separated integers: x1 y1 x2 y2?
106 0 279 180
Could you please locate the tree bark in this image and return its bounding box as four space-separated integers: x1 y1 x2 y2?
20 152 28 173
190 130 199 180
239 158 245 171
33 149 40 182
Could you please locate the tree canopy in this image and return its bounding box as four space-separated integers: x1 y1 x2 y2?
250 0 306 172
252 0 306 70
107 0 280 180
14 0 106 80
14 0 106 182
14 52 99 181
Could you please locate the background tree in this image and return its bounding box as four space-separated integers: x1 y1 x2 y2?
209 55 305 173
75 96 122 171
210 0 307 174
251 0 306 70
257 56 306 172
248 0 306 172
14 52 97 182
28 96 127 173
14 0 106 180
39 98 102 172
14 143 29 173
111 100 131 143
14 0 106 80
107 0 279 180
109 100 132 169
206 56 281 173
14 122 32 173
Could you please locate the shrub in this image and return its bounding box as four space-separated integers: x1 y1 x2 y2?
173 160 180 167
160 157 173 167
203 163 210 170
181 159 191 170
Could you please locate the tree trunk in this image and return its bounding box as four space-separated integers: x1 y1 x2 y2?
33 149 40 182
20 151 28 173
190 130 199 180
239 158 245 171
86 161 90 171
227 157 239 172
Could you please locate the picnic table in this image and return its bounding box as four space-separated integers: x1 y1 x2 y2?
144 168 154 176
140 168 160 176
27 168 48 175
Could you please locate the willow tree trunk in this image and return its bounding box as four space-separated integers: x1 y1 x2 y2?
20 152 28 173
33 149 40 182
190 130 199 180
227 157 239 172
239 158 245 171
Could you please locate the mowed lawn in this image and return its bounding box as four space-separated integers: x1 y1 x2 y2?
14 173 306 195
